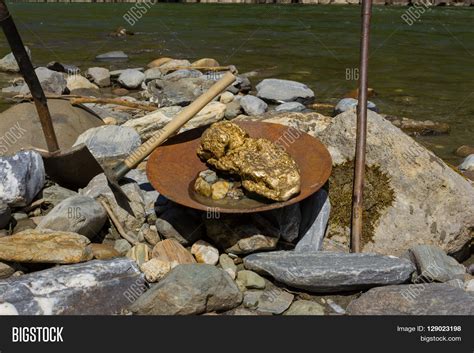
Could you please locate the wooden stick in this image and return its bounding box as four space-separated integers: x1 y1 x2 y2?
99 199 138 246
70 97 158 112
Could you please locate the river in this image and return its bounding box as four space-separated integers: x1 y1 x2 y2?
0 3 473 164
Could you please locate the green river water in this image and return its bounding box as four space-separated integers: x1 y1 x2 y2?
0 3 473 164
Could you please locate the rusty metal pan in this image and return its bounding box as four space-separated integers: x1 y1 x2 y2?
147 121 332 213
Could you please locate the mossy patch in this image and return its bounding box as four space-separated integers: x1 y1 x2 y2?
327 161 395 247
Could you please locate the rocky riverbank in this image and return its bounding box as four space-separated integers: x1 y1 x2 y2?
0 49 473 315
10 0 474 6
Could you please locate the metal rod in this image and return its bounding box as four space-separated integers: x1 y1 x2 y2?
0 0 60 153
351 0 373 253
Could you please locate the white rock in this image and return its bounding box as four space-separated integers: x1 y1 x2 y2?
240 95 268 116
140 258 171 282
191 240 219 265
458 154 474 172
66 75 98 91
220 91 235 104
118 69 145 89
85 67 111 87
0 47 31 72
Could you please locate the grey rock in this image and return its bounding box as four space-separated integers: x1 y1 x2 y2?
20 67 67 95
219 253 237 280
114 239 132 256
227 75 252 94
118 69 145 89
240 95 268 116
458 154 474 172
109 67 144 78
80 173 145 234
95 51 128 62
409 245 466 282
0 203 11 230
130 264 242 315
146 77 214 107
73 125 141 166
468 264 474 276
275 102 307 113
143 67 164 83
347 283 474 315
0 261 15 279
37 196 107 239
318 110 474 256
256 282 294 314
1 85 23 96
256 79 315 104
237 270 266 289
42 184 78 207
0 258 145 315
243 290 262 309
85 67 111 87
334 98 378 115
155 204 203 246
225 100 242 120
0 47 31 72
0 150 45 207
283 300 325 315
262 204 301 243
244 251 415 293
46 61 80 75
124 169 159 215
295 189 330 252
164 69 203 81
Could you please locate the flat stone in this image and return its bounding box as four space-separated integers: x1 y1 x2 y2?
130 264 242 315
256 282 294 314
42 184 78 207
347 283 474 315
0 47 31 72
0 258 145 315
37 196 107 239
95 51 128 62
237 270 266 289
219 254 237 279
139 258 171 283
409 245 466 282
118 69 145 89
0 150 45 207
146 77 214 107
240 95 268 116
191 240 219 265
256 78 315 104
152 239 196 266
244 251 415 293
164 69 202 81
0 229 93 264
85 67 111 87
275 102 307 113
20 67 67 95
283 300 325 315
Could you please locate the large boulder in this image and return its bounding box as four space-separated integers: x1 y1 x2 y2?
0 151 45 207
20 67 67 95
0 258 145 315
130 264 242 315
316 110 474 256
0 47 31 72
37 196 107 239
244 251 415 293
256 78 315 104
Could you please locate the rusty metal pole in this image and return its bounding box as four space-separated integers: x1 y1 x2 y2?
351 0 373 253
0 0 60 153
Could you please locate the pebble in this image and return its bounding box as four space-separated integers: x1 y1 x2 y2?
139 258 171 283
237 270 266 289
219 254 237 279
126 243 151 267
240 95 268 116
283 300 325 315
211 181 230 200
114 239 132 256
220 91 235 104
191 240 219 265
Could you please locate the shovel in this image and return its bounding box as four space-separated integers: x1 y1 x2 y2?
0 0 103 189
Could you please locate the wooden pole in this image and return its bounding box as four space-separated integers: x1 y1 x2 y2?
351 0 373 253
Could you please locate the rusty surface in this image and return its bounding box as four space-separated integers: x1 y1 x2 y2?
147 121 332 214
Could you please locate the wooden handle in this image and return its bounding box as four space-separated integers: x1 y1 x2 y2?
123 72 236 170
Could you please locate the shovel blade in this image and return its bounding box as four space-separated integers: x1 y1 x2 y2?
42 144 104 190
